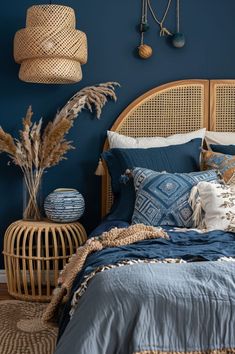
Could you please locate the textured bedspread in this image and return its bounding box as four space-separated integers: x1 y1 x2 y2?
57 227 235 339
55 261 235 354
54 225 235 353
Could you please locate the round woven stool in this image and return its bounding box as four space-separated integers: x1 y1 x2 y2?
3 219 87 302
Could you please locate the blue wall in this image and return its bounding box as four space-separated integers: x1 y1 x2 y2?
0 0 235 267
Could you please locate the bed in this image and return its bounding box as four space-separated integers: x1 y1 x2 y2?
47 79 235 354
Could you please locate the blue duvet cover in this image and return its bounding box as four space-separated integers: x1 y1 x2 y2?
55 222 235 354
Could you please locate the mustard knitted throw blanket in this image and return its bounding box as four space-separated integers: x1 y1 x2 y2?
42 224 168 322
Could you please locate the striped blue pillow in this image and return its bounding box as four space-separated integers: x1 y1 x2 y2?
132 168 218 228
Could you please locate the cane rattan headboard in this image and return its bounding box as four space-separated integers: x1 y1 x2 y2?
210 80 235 131
101 79 235 217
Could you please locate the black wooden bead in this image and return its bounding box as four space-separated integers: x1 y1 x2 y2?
140 22 150 32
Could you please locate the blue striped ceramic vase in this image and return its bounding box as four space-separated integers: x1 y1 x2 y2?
44 188 85 223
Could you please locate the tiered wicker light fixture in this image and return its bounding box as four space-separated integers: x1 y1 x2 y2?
13 4 88 84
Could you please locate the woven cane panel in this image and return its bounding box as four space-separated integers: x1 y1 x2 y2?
210 81 235 132
102 81 209 217
117 85 205 137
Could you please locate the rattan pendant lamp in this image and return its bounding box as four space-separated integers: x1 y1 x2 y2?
13 2 88 84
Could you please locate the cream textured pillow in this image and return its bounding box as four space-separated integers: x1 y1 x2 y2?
190 181 235 231
205 131 235 148
107 128 206 149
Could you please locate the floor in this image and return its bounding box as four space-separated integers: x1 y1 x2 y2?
0 283 13 300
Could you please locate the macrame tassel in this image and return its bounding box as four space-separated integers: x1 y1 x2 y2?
95 158 105 176
188 186 204 228
188 185 198 210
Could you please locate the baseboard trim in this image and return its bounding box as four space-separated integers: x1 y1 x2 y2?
0 270 6 283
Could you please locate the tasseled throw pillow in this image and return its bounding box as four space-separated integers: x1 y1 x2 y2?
190 181 235 232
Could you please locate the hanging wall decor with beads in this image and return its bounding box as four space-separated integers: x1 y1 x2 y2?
14 4 88 84
171 0 185 48
138 0 153 59
147 0 173 37
137 0 185 59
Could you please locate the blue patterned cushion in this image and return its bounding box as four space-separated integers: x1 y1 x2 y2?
132 168 218 228
102 138 202 222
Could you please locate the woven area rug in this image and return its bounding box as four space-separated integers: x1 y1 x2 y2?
0 300 58 354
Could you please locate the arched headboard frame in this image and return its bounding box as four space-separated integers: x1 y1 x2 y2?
101 79 209 217
101 79 235 217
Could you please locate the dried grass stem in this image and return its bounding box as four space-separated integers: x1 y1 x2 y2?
0 82 119 220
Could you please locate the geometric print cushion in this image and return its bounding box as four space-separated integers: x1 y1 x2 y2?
201 150 235 184
131 167 218 228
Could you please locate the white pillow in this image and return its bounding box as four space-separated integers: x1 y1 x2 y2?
190 181 235 231
205 131 235 148
107 128 206 149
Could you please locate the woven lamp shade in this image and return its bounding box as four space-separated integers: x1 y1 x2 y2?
13 5 88 84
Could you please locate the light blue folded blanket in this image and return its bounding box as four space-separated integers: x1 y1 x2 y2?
55 261 235 354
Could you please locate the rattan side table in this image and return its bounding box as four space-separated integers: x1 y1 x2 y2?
3 219 87 302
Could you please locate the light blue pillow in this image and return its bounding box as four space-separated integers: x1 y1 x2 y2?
131 168 218 228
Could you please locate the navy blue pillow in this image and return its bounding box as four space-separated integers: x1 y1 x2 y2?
89 220 129 238
102 138 202 222
210 144 235 155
